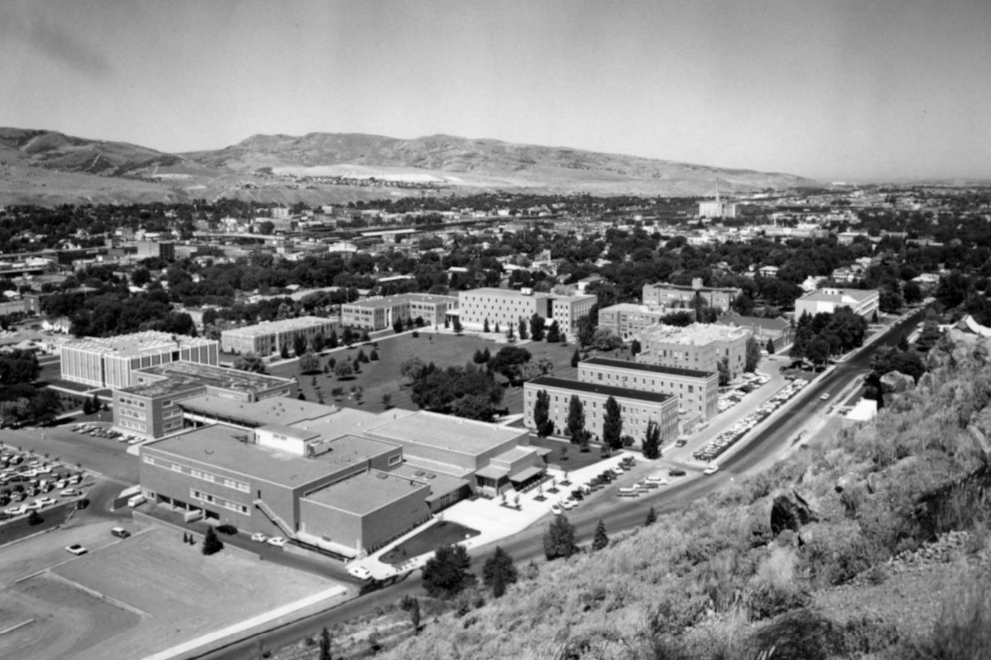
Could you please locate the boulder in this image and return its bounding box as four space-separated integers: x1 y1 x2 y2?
928 329 991 372
770 489 819 536
835 472 857 493
880 370 915 394
866 472 879 494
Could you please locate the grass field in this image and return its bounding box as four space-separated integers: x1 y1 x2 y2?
267 331 597 416
46 527 344 660
528 435 611 472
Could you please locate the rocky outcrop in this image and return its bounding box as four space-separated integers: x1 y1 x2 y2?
927 329 991 372
880 370 915 394
771 489 819 536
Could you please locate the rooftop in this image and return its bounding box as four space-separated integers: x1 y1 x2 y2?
61 331 216 358
528 376 673 403
366 410 526 457
128 362 293 397
178 395 337 427
221 316 335 338
582 357 714 379
345 293 457 309
303 470 429 515
798 288 878 303
641 323 751 345
386 462 470 504
646 281 741 293
459 287 548 300
291 407 386 441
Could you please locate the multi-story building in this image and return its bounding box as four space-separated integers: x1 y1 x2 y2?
717 312 793 349
113 362 296 440
523 376 679 447
60 331 218 389
642 279 741 313
638 323 752 380
794 288 879 321
577 357 719 422
458 288 595 332
220 316 338 356
341 293 458 331
597 303 668 341
136 240 176 262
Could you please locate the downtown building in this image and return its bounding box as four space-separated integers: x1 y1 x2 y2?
60 331 219 389
522 376 679 447
457 287 596 333
220 316 338 356
340 293 458 331
638 323 752 381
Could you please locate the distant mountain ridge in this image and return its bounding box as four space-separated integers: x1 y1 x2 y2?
0 127 816 206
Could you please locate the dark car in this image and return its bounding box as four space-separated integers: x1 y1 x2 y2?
75 498 90 510
570 490 584 501
668 469 687 477
216 524 238 535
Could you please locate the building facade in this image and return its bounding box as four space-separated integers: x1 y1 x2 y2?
597 303 668 341
794 288 880 321
220 316 338 356
638 323 752 381
523 376 679 448
341 293 458 331
60 331 218 389
457 287 595 332
577 357 719 422
642 279 741 312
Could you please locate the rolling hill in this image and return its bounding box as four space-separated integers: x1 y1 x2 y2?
0 127 816 206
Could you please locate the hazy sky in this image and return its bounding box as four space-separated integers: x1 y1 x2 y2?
2 0 989 181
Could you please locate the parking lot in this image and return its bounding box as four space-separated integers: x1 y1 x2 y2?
0 444 91 525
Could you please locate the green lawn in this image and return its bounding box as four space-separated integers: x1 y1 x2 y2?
378 520 480 565
528 434 613 472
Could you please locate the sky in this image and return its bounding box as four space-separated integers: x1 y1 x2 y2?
1 0 989 181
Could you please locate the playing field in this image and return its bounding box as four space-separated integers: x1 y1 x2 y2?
10 527 347 660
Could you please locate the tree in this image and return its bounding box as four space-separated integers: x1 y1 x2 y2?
592 519 609 551
505 321 516 343
571 348 580 368
745 336 762 373
543 514 578 560
576 316 597 349
451 393 496 421
381 392 393 409
546 320 561 343
642 420 661 459
310 332 325 353
293 333 308 357
489 345 531 383
319 626 332 660
483 317 491 333
518 318 528 340
566 395 586 445
916 319 942 352
370 348 379 361
533 389 554 437
202 526 224 555
422 544 475 598
602 396 623 450
299 352 321 374
766 337 776 354
645 506 657 527
399 594 421 634
472 349 486 364
334 360 354 379
482 546 518 598
342 327 354 346
0 349 40 386
233 353 268 374
328 329 339 349
630 339 641 357
896 333 910 352
357 349 369 363
529 314 546 341
360 329 371 342
280 343 291 359
393 318 404 334
903 280 923 305
452 315 463 335
717 356 731 386
400 356 427 384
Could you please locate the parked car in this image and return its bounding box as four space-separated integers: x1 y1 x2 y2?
550 504 563 516
267 536 287 547
36 497 56 507
111 526 131 538
348 565 373 580
250 532 268 543
821 393 830 400
66 544 87 556
703 465 720 476
60 488 78 497
216 524 238 535
668 469 687 477
76 498 90 510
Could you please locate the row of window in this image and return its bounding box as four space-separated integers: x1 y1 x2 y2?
119 419 146 432
190 488 250 515
143 455 250 493
118 397 147 408
120 408 146 420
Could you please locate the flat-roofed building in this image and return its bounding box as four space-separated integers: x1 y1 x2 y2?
341 293 458 331
136 240 176 262
717 312 793 349
60 331 218 389
638 323 752 380
794 287 879 321
523 376 679 448
220 316 338 356
113 362 296 440
577 357 718 422
597 303 668 340
458 287 595 332
642 278 741 313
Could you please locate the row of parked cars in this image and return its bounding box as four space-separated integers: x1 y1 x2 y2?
551 456 639 514
694 378 808 462
1 449 86 518
74 424 143 446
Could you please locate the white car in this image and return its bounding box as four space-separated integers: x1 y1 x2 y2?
703 465 720 476
22 500 43 510
348 565 373 580
267 536 287 547
66 544 87 556
37 497 57 507
60 488 78 497
550 504 563 516
821 393 830 400
250 533 268 543
5 505 25 516
561 498 577 510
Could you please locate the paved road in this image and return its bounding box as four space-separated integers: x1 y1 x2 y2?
200 310 924 660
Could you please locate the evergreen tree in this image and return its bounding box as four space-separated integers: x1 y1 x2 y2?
533 389 554 437
717 356 731 386
642 420 661 459
482 347 491 362
630 339 642 357
319 626 332 660
202 526 224 555
342 327 354 345
357 349 369 363
505 322 516 342
518 317 528 340
360 329 371 342
293 333 308 357
571 348 580 368
766 337 776 354
310 332 325 353
592 519 609 551
370 348 379 361
543 515 578 560
452 315 463 335
399 595 421 634
422 544 476 598
297 392 307 401
744 336 762 373
897 333 909 352
602 396 623 450
483 317 491 333
393 318 404 333
482 546 518 598
529 313 546 341
280 343 291 359
566 395 586 445
328 329 339 348
546 320 561 343
645 506 657 527
494 321 501 334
